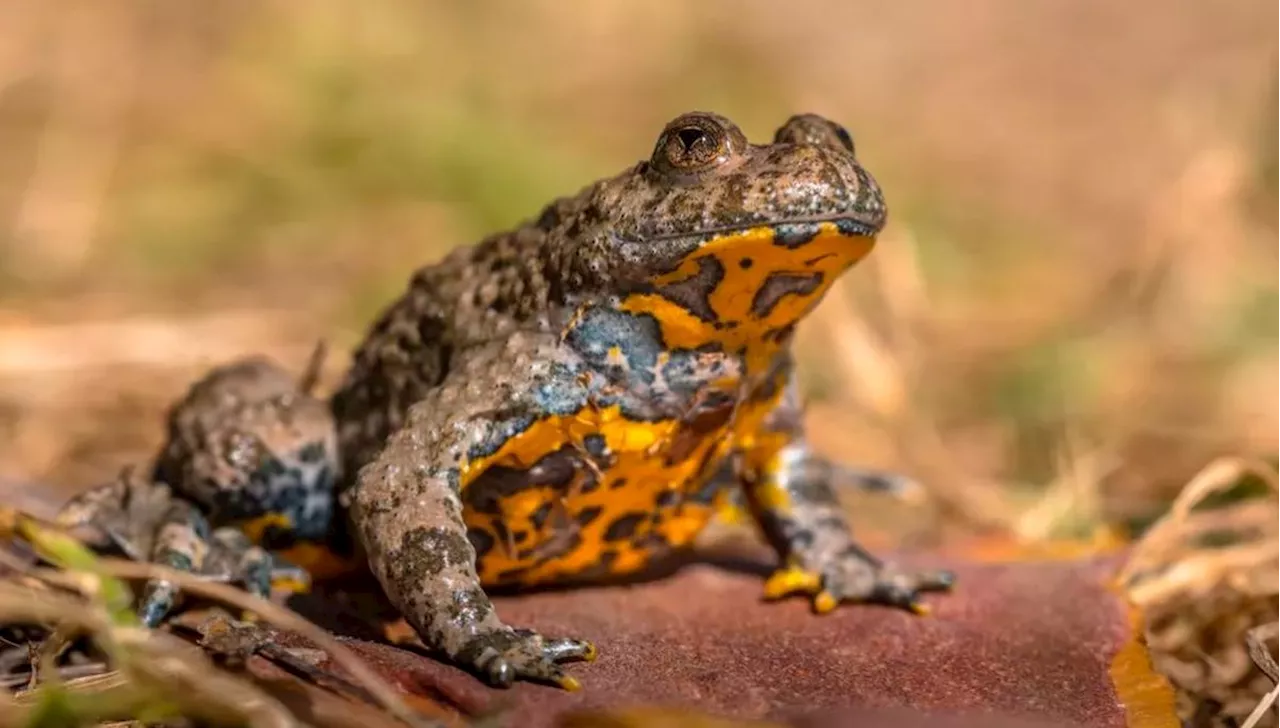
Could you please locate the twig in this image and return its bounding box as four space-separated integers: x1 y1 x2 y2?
1241 684 1279 728
60 557 428 728
1247 622 1279 685
0 662 110 690
1244 619 1280 726
3 511 431 728
299 339 330 395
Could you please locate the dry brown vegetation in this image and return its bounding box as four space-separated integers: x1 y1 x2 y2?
0 1 1276 725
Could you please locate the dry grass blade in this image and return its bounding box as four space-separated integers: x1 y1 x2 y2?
1241 685 1280 728
1243 622 1280 728
2 511 433 728
1119 456 1278 596
0 581 297 727
1248 623 1279 685
815 276 1021 533
17 552 430 721
1126 540 1279 606
1120 457 1279 726
299 339 330 396
10 670 129 705
1014 433 1117 542
119 625 298 728
61 557 431 728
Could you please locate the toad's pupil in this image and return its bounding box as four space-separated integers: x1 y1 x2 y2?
676 127 709 152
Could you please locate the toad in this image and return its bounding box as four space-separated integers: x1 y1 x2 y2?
59 111 953 692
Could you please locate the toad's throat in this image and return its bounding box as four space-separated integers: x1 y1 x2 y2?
620 222 875 373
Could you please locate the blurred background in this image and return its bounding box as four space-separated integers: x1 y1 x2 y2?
0 0 1276 722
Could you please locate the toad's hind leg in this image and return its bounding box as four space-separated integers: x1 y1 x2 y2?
55 474 230 626
206 527 312 599
347 352 597 690
141 516 309 626
55 470 314 625
138 499 213 626
740 368 954 615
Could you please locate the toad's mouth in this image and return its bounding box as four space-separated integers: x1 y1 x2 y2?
623 211 885 247
691 215 880 243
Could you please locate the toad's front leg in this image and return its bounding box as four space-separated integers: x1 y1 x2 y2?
346 375 596 690
740 375 954 615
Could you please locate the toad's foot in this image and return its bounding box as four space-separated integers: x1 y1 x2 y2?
55 472 313 627
462 627 597 690
140 516 292 627
763 544 955 616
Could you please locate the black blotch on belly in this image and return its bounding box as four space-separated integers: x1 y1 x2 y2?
530 502 553 529
604 513 646 542
496 566 529 584
632 531 671 553
572 549 620 580
526 449 578 488
492 520 512 551
466 527 496 560
750 272 824 319
652 255 725 324
665 392 736 466
576 506 603 528
464 447 588 525
578 474 602 495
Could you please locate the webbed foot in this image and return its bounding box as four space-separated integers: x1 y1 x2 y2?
139 509 302 626
763 545 954 616
462 627 597 691
55 472 246 626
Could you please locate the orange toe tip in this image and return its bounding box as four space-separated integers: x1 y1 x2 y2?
557 675 583 692
761 582 789 601
909 603 933 617
813 592 839 614
583 644 599 662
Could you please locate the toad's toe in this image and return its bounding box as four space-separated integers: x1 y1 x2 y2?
467 627 596 690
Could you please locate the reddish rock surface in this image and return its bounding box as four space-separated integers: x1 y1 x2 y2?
276 548 1178 728
6 484 1176 727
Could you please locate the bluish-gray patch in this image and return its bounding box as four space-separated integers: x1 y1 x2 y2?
772 222 821 249
660 347 720 399
467 413 538 460
532 363 589 416
565 306 664 386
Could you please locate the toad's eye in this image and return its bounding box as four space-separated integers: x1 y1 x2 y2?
773 114 855 155
651 112 745 176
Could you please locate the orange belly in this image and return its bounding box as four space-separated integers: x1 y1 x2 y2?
462 402 734 586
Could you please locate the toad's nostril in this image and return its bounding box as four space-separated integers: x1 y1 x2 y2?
833 125 855 153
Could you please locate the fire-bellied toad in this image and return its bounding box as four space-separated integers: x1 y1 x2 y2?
328 111 952 688
57 111 953 692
